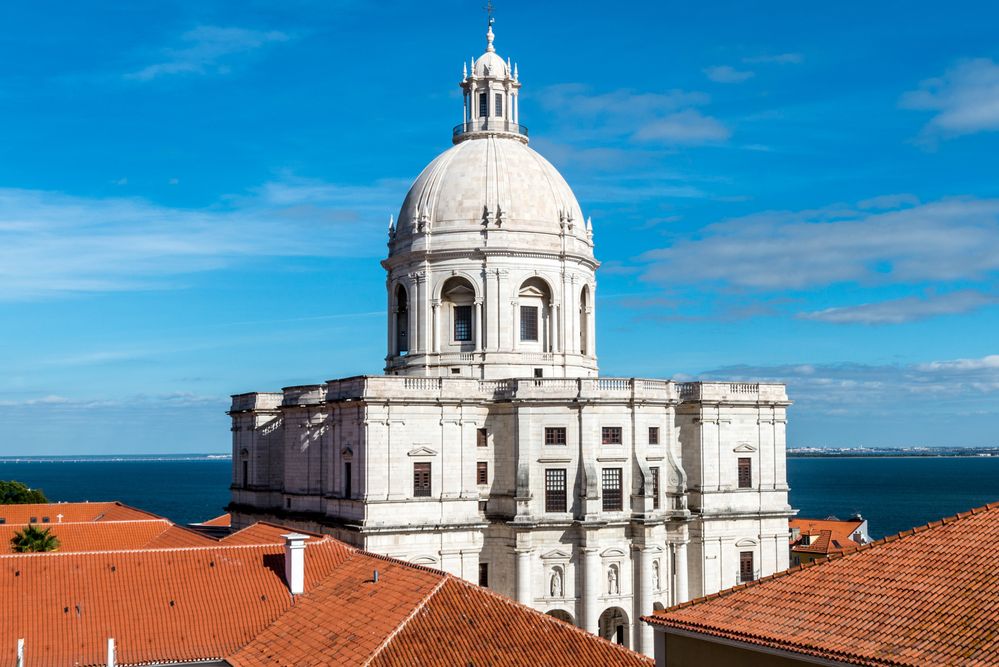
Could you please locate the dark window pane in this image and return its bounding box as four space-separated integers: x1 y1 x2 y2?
602 468 622 511
477 461 488 485
479 92 488 117
414 462 432 497
479 562 489 587
344 462 352 498
495 93 503 117
740 551 754 582
602 427 622 445
454 305 472 341
520 306 538 341
545 427 567 445
477 428 488 447
545 469 567 513
650 466 660 510
648 426 660 445
738 457 752 489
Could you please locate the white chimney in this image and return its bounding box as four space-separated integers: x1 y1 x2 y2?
107 637 115 667
16 639 23 667
282 533 308 595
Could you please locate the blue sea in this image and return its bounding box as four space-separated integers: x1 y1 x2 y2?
1 455 997 537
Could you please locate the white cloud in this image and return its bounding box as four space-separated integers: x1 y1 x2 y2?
901 58 999 139
799 291 999 324
632 109 731 144
538 84 729 146
640 196 999 290
0 175 406 300
127 26 290 81
743 53 804 65
704 65 755 83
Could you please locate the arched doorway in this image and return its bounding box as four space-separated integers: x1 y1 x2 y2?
598 607 629 647
545 609 574 625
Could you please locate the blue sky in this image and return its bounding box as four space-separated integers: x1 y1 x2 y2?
2 0 998 454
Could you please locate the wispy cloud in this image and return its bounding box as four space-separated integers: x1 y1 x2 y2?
640 196 999 290
901 58 999 140
538 84 729 146
127 26 291 81
799 290 999 325
704 65 755 84
742 53 804 65
0 175 406 300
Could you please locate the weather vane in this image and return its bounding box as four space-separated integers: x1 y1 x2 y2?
484 0 495 25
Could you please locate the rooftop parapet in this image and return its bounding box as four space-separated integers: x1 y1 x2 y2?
230 392 283 413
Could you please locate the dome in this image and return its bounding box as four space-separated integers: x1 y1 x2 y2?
474 51 507 78
392 135 590 252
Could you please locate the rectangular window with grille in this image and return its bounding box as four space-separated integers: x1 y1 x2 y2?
479 562 489 587
479 92 488 117
602 426 622 445
477 461 488 485
520 305 538 341
648 426 660 445
544 427 567 445
453 305 472 341
740 551 755 582
650 466 660 510
545 469 567 513
738 457 752 488
602 468 623 511
477 428 488 447
495 93 503 117
413 462 431 497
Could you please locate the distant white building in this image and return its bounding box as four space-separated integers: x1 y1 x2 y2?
228 19 794 657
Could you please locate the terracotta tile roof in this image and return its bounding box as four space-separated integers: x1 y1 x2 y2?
790 517 865 555
0 501 160 525
0 519 211 553
1 538 353 667
219 521 324 546
231 551 653 667
644 502 999 667
197 512 232 527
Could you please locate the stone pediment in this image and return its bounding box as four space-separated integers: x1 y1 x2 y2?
519 285 546 298
600 547 627 558
735 538 758 547
541 549 572 560
407 446 438 457
444 283 475 298
733 444 757 453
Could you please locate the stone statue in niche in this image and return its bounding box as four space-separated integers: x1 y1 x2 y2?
652 560 661 591
607 565 619 595
550 568 563 598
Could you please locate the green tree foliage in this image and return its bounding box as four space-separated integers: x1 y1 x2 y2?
11 525 60 553
0 480 48 504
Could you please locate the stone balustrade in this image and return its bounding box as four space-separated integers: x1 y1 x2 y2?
232 377 788 410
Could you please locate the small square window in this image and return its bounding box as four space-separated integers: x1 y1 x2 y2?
0 519 5 525
648 426 660 445
545 427 567 445
534 367 543 378
451 367 461 374
29 517 37 523
477 461 488 485
42 516 49 523
602 427 622 445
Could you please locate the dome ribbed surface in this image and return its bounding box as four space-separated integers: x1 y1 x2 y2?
395 136 587 246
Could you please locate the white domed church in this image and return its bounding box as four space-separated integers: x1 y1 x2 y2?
228 19 794 657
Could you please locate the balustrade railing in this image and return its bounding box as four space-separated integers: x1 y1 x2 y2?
453 119 528 139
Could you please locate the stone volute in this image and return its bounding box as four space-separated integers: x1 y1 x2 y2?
383 19 598 379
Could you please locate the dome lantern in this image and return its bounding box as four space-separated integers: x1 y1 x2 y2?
454 17 525 145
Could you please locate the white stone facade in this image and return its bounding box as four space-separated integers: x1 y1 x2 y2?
228 21 794 658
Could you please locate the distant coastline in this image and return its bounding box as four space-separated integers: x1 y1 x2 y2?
0 454 231 463
789 446 999 458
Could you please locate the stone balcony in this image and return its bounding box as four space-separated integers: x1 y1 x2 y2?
228 377 789 409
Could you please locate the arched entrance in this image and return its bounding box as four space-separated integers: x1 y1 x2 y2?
545 609 574 625
598 607 629 647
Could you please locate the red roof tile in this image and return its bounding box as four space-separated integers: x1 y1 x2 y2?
219 521 323 546
790 517 865 555
0 520 207 553
0 502 160 525
197 513 232 527
645 502 999 667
